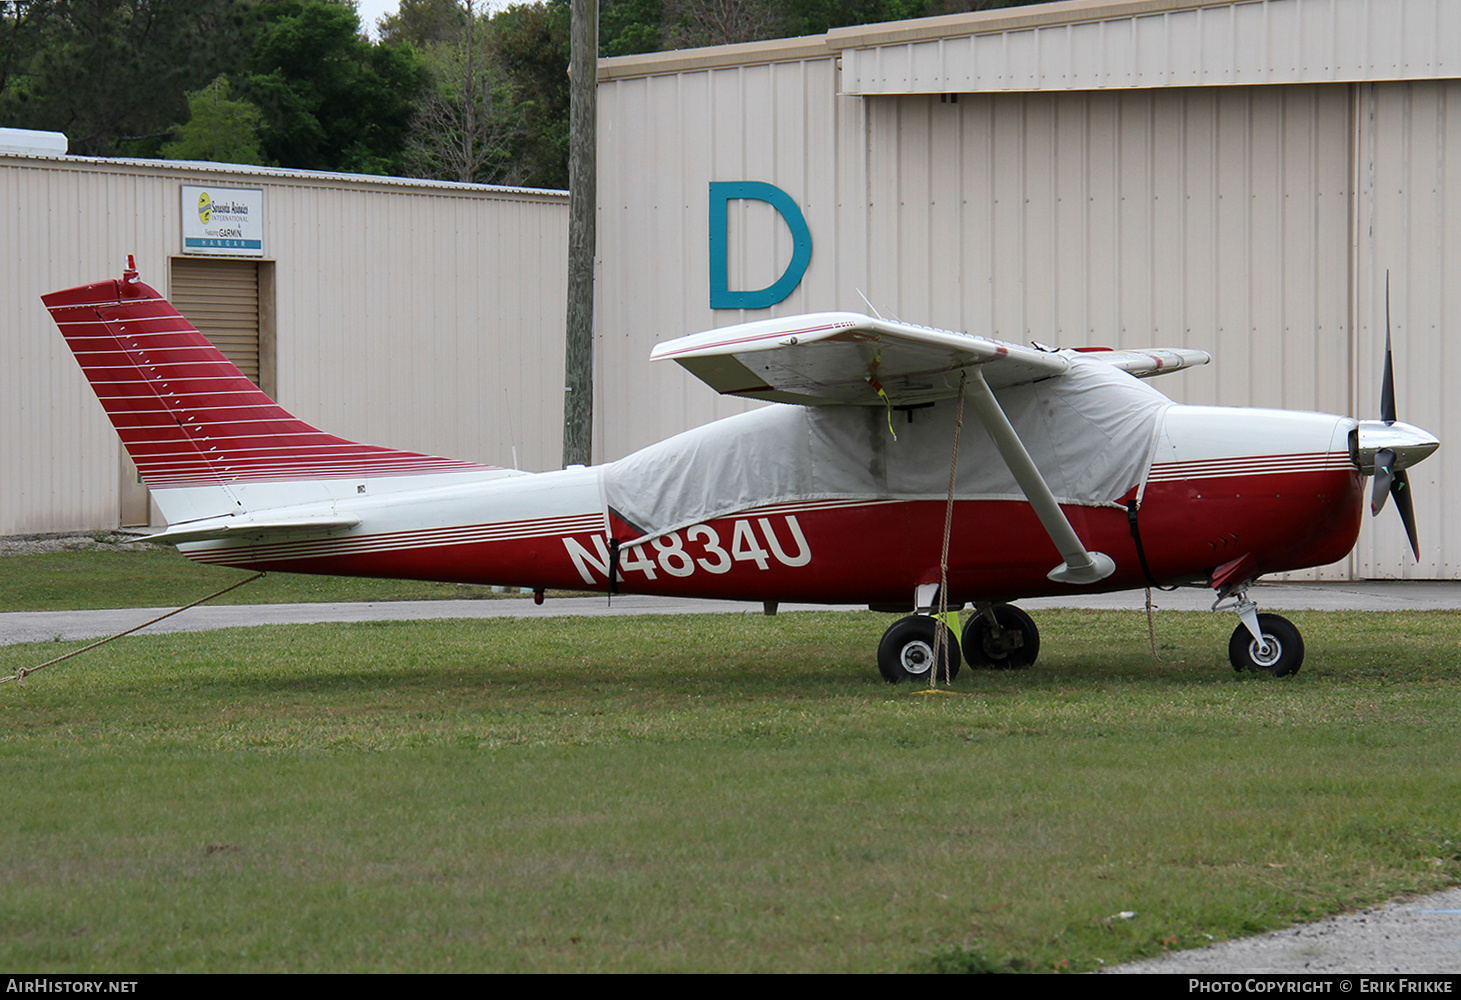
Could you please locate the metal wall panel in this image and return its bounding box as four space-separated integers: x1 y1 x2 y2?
864 85 1352 416
862 84 1359 584
600 74 1366 578
595 55 870 461
265 181 567 477
2 164 159 535
1353 80 1459 578
594 26 1461 582
840 0 1461 95
0 157 567 534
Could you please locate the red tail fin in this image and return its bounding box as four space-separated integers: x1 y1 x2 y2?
44 264 495 490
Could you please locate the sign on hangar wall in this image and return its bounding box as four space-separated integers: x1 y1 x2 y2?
181 185 264 256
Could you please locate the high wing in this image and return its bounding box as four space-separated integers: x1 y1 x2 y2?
650 312 1066 406
655 312 1203 587
650 312 1208 406
1069 347 1211 379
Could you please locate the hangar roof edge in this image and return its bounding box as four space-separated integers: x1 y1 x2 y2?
599 0 1461 92
598 34 832 80
597 0 1243 80
0 151 569 202
823 0 1233 50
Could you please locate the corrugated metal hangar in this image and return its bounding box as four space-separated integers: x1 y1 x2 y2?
1 155 567 535
4 0 1459 583
596 0 1460 581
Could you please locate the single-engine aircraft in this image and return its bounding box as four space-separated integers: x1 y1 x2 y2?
44 260 1438 680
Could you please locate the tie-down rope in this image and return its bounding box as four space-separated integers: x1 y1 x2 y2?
1 572 266 686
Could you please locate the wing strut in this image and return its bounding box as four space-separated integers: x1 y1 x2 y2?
964 370 1117 585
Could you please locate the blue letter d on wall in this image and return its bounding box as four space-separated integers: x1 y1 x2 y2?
709 181 812 309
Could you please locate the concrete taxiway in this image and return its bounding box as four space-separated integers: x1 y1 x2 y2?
1104 887 1461 974
3 580 1459 647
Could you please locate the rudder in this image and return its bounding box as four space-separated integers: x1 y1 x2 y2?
44 259 496 520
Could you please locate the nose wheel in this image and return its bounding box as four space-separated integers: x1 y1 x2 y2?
1228 612 1304 676
1215 585 1304 677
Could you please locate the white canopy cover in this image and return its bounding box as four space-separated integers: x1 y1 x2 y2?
601 355 1173 541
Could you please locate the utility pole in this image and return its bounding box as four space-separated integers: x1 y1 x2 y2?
562 0 597 467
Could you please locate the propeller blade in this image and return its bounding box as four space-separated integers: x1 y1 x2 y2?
1381 272 1397 424
1392 469 1420 561
1371 447 1396 515
1372 272 1425 562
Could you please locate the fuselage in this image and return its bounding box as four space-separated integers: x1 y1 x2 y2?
179 402 1365 606
40 269 1396 630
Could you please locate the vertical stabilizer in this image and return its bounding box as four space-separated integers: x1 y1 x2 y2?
44 261 499 523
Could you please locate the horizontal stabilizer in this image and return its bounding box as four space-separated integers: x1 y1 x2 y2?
140 516 361 546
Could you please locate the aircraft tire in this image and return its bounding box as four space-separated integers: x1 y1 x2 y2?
1228 613 1304 677
877 616 961 684
962 604 1039 669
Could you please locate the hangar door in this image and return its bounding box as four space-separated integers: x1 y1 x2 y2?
169 256 276 394
118 257 276 526
865 84 1354 417
865 84 1355 577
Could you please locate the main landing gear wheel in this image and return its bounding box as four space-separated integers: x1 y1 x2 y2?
1228 613 1304 677
963 604 1040 669
877 616 961 684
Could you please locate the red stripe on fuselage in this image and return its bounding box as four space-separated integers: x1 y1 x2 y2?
181 466 1364 603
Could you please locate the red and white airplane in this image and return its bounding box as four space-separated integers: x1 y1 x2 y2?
44 259 1438 680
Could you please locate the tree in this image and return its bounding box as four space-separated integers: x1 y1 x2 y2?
600 0 661 57
162 74 265 164
0 0 48 104
2 0 246 157
377 0 467 47
779 0 928 36
660 0 783 48
922 0 1064 13
487 0 570 189
403 1 522 184
0 0 1076 178
242 0 427 174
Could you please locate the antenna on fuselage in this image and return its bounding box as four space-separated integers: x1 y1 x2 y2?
855 288 886 321
504 387 519 471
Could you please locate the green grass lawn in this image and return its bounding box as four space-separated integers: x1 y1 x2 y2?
2 607 1458 972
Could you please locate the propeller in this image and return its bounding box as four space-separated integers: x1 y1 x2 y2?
1354 273 1437 561
1370 282 1400 518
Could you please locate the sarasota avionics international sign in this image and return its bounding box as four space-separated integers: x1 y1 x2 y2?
181 185 264 257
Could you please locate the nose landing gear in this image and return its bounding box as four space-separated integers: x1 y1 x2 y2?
1218 589 1304 677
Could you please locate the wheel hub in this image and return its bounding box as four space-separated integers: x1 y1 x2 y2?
900 640 934 675
981 626 1021 657
1248 635 1282 668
